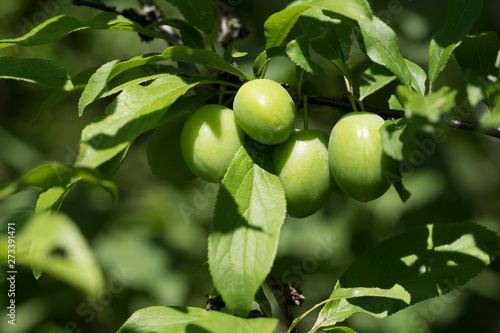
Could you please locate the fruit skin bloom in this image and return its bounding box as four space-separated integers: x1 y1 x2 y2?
180 104 245 183
273 129 333 218
233 79 296 145
329 112 398 202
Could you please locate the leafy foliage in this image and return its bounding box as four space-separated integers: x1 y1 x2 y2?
316 222 500 329
0 0 499 332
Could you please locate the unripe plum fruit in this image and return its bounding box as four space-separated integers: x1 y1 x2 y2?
180 104 245 183
233 79 295 145
273 129 333 218
147 111 196 183
328 112 398 202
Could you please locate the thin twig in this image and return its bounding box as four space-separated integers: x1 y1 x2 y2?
307 96 500 140
72 0 118 13
266 274 301 333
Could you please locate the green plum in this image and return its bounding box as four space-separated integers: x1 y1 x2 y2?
328 112 398 202
147 111 196 183
233 79 295 145
180 104 245 183
273 129 333 218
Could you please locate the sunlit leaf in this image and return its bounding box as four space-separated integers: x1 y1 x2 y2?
208 143 286 317
316 222 500 327
14 212 104 296
117 306 205 333
286 35 323 74
264 0 371 49
358 64 396 100
75 75 205 169
0 12 177 49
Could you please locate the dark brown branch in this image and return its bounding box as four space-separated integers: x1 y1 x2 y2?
308 96 500 140
72 0 118 13
266 274 301 333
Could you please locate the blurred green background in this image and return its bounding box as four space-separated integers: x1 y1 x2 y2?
1 0 500 332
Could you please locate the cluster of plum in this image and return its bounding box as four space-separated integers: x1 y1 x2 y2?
147 79 398 218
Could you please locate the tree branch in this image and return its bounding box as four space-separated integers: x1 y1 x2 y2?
266 274 301 333
307 96 500 140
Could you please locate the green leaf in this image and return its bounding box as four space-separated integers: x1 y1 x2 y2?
79 59 121 116
454 32 500 107
163 18 205 49
108 46 252 82
253 46 287 78
454 32 500 82
392 172 411 203
0 161 117 210
323 327 358 333
0 57 73 90
310 23 352 78
0 12 177 49
405 59 427 95
224 43 249 63
0 162 72 199
255 287 273 318
286 35 323 74
358 64 396 101
428 0 483 86
35 182 79 213
358 16 414 90
186 310 278 333
264 0 372 49
15 212 104 296
292 284 409 333
380 118 409 161
397 85 457 127
75 75 204 169
33 67 98 122
117 306 205 333
79 60 193 116
264 4 312 49
208 144 286 317
316 222 500 327
163 0 216 34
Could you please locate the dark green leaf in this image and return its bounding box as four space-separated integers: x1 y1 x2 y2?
428 0 483 86
15 212 104 296
186 310 278 333
454 32 500 107
286 35 323 74
310 23 352 78
358 16 414 90
0 57 73 90
358 64 396 100
108 46 252 82
75 75 204 169
255 287 273 318
0 12 177 49
317 222 500 327
253 46 287 78
163 0 216 34
454 32 500 82
163 18 205 49
33 67 98 121
117 306 205 333
208 144 286 317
